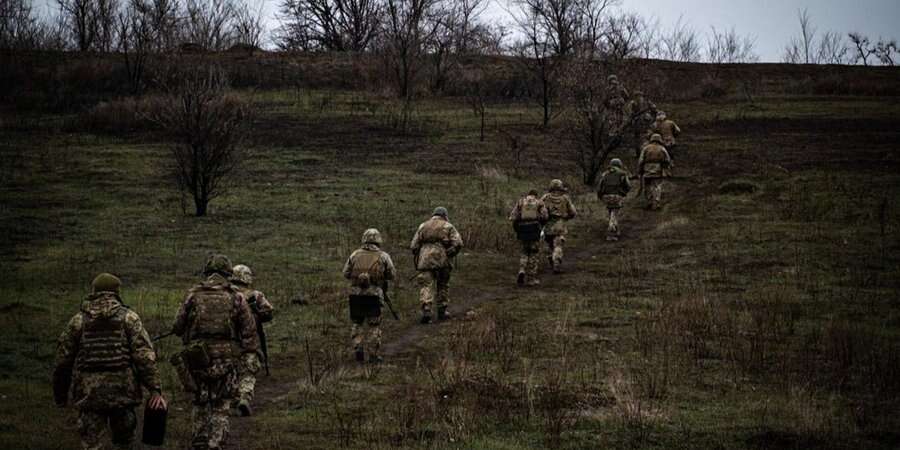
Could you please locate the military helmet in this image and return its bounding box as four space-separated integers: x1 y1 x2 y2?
633 90 644 97
650 133 664 144
362 228 383 246
203 254 233 277
231 264 253 285
92 273 121 294
433 207 449 219
549 179 565 192
610 158 623 168
607 74 619 84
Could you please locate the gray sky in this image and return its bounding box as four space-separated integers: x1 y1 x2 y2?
35 0 899 62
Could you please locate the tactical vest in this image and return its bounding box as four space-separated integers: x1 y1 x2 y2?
418 218 447 244
350 250 385 286
519 196 541 221
600 170 627 196
77 308 131 373
543 194 568 218
189 285 236 340
643 145 668 163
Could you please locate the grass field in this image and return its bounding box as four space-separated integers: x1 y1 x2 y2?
1 59 899 449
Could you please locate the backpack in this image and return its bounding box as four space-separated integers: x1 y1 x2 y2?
350 250 384 286
543 194 568 218
189 284 237 340
520 196 541 221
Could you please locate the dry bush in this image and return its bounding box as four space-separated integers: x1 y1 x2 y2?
607 365 667 446
69 94 166 133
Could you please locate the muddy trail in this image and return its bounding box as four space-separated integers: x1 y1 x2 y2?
227 166 696 449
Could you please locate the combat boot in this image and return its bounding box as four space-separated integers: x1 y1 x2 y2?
437 307 451 321
238 399 253 417
517 271 526 287
420 312 432 324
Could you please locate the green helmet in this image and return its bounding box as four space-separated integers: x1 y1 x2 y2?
549 179 565 192
610 158 623 168
231 264 253 285
433 207 449 219
362 228 383 246
650 133 664 144
92 273 121 294
204 254 233 277
607 74 619 84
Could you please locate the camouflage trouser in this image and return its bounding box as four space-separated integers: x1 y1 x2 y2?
519 240 541 280
607 208 621 237
78 407 136 450
237 353 261 405
645 178 664 209
192 366 238 449
544 234 566 270
418 268 452 313
351 314 383 357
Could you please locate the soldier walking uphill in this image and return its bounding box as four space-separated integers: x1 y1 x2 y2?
229 264 274 417
638 134 673 211
626 90 657 158
171 254 258 450
53 273 167 450
509 190 549 286
648 111 682 159
541 180 578 273
411 207 463 324
343 228 396 363
597 159 632 241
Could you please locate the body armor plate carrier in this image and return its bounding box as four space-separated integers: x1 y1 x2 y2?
189 285 236 340
77 308 131 373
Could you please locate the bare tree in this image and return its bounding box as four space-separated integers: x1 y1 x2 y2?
817 31 848 65
379 0 439 98
602 11 645 60
468 22 508 55
660 16 701 62
0 0 64 50
635 14 660 59
873 38 897 66
706 26 758 63
574 0 616 57
57 0 120 51
509 0 581 57
118 0 154 93
510 4 561 127
848 32 874 66
231 0 265 48
277 0 382 51
426 0 487 92
182 0 236 50
146 0 180 51
153 64 248 216
783 8 818 64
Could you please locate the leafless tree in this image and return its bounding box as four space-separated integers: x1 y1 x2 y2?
468 22 508 55
634 14 660 59
705 27 758 63
145 0 180 51
1 0 65 50
848 32 874 66
153 64 248 216
231 0 265 48
57 0 120 51
816 30 848 65
873 38 897 66
379 0 439 98
574 0 616 57
118 0 154 92
508 0 581 57
510 6 561 127
783 8 818 64
182 0 236 50
426 0 488 92
277 0 382 51
660 16 701 62
602 11 645 60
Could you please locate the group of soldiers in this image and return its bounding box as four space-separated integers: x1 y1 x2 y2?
52 76 682 448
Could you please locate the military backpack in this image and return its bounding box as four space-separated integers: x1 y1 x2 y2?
519 196 541 221
188 284 237 340
350 250 385 286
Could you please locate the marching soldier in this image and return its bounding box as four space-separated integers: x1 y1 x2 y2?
509 190 549 286
53 273 167 450
229 264 273 417
343 228 396 363
638 134 673 210
541 180 578 273
172 254 258 450
648 111 682 158
410 207 463 324
597 159 632 241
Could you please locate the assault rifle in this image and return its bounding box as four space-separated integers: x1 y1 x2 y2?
249 301 270 376
382 282 400 320
152 331 175 342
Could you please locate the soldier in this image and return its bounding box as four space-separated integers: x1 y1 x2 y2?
541 180 578 273
229 264 273 417
648 111 682 158
626 90 657 158
597 159 632 241
638 134 673 210
605 74 629 132
410 207 463 324
509 189 549 286
172 254 258 450
342 228 396 363
53 273 167 450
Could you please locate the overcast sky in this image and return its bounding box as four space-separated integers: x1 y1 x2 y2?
35 0 899 62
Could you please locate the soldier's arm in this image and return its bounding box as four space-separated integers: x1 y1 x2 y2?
382 253 396 281
254 291 275 323
235 296 259 354
125 312 163 395
52 314 82 406
342 253 355 280
508 200 520 222
410 225 423 252
539 203 550 223
673 122 682 135
567 196 578 219
447 225 464 256
171 293 193 337
623 174 633 192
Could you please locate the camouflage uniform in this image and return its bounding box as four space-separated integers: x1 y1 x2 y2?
648 112 682 158
509 192 549 286
541 180 578 273
53 273 163 450
410 207 463 323
230 264 274 416
605 75 629 133
172 255 258 450
342 229 396 362
626 91 657 157
638 134 672 210
597 159 632 241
